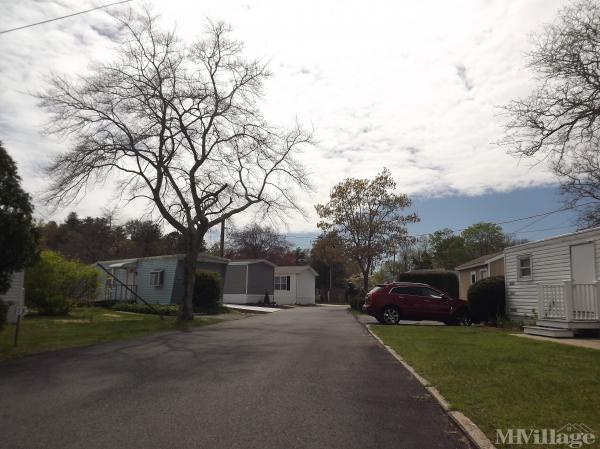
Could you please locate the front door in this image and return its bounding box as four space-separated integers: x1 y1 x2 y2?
571 243 596 284
570 242 596 318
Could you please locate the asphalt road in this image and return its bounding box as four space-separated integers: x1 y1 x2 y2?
0 306 472 449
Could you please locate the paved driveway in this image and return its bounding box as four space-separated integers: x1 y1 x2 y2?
0 306 472 449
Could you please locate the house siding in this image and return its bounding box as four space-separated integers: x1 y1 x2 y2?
247 263 274 295
0 271 25 324
295 270 316 304
136 258 178 305
224 265 247 295
490 258 504 276
504 229 600 320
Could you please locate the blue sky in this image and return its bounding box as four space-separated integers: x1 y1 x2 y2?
283 185 579 249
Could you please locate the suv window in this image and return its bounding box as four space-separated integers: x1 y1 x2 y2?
390 286 422 295
419 287 443 299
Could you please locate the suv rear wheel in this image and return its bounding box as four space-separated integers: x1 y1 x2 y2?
447 309 472 326
381 305 400 325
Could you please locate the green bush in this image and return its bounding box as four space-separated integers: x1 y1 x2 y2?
467 276 506 324
348 289 365 311
37 295 72 316
397 270 459 298
25 250 99 315
0 301 9 331
112 302 178 316
193 270 222 308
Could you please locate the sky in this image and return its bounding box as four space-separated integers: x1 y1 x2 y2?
0 0 580 247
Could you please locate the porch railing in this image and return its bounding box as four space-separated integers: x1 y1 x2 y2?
104 283 138 302
537 281 600 322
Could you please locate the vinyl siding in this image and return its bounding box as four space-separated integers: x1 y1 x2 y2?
295 270 316 304
504 229 600 319
247 263 274 295
0 271 25 323
224 265 247 294
136 258 178 305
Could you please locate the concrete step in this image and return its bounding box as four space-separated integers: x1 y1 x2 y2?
523 326 574 338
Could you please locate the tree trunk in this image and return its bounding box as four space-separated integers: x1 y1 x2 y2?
362 270 369 293
178 230 204 321
329 264 334 302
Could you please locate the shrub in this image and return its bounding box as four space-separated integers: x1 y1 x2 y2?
0 301 9 331
112 302 178 316
25 250 99 315
397 270 459 298
348 289 365 311
467 276 506 324
193 270 222 308
36 295 72 316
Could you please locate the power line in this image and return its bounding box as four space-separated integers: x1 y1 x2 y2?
411 200 596 239
0 0 132 35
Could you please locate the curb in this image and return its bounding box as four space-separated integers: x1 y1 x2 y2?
366 324 497 449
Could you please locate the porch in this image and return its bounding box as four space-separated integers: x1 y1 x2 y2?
524 281 600 338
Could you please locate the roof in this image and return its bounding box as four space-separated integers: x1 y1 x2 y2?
275 265 319 276
454 251 504 271
227 259 277 268
96 252 230 266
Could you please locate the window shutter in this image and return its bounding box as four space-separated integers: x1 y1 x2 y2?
287 276 291 291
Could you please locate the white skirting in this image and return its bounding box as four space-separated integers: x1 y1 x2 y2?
223 293 266 304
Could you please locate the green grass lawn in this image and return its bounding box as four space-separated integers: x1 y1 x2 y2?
0 307 222 361
371 325 600 449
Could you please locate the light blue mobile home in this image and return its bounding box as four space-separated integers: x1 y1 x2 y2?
96 253 229 305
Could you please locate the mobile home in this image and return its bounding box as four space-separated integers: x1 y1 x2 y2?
504 227 600 337
96 253 229 305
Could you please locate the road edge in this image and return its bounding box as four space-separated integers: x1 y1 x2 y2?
365 324 497 449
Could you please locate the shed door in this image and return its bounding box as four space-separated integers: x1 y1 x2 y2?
570 243 596 284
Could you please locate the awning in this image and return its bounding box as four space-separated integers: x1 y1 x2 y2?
107 260 137 269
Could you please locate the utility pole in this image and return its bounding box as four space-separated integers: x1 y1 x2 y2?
219 220 225 257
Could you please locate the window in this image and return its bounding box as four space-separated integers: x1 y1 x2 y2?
390 286 421 295
470 271 477 284
479 268 488 280
150 270 164 287
517 255 532 280
420 287 443 299
275 276 290 291
106 268 116 288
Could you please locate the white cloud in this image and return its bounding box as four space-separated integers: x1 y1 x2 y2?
0 0 570 231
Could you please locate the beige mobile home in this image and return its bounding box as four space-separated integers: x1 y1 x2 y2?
274 266 318 305
504 227 600 337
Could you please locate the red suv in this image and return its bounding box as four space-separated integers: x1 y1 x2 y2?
362 282 470 325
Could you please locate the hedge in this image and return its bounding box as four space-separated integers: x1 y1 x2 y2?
0 301 8 331
467 276 506 324
112 302 179 316
193 270 222 308
25 250 99 315
397 270 459 298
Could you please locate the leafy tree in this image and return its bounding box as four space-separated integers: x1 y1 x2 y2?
315 169 419 291
38 12 310 320
429 228 469 269
502 0 600 227
461 222 506 258
0 142 38 293
310 231 349 300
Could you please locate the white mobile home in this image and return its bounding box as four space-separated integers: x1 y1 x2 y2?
274 266 318 305
0 271 25 324
504 227 600 337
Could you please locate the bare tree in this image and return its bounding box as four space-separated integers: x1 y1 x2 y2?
501 0 600 226
38 10 311 320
